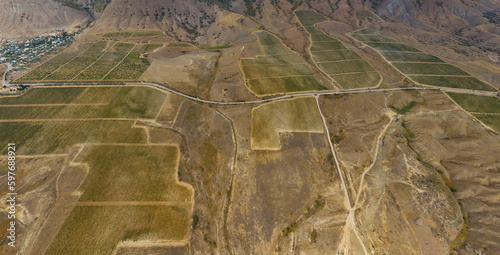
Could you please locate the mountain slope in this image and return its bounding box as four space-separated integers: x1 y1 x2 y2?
0 0 91 40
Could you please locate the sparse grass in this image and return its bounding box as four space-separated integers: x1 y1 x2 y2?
410 76 496 91
392 63 469 75
351 33 395 43
355 10 383 22
447 93 500 113
251 97 323 149
295 10 327 26
168 43 193 47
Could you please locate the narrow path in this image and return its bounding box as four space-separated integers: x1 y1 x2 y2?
101 45 137 80
75 201 190 206
0 103 108 107
2 63 12 86
315 96 368 255
41 42 97 80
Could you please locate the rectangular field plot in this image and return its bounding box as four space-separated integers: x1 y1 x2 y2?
251 97 323 149
365 42 421 52
46 205 190 255
74 52 128 80
242 63 313 79
447 93 500 113
331 71 381 89
393 63 469 75
0 120 147 154
248 76 325 95
311 33 339 42
240 31 327 95
0 86 165 120
312 50 362 62
45 145 192 254
409 76 496 91
382 52 443 62
310 41 347 51
0 87 86 105
475 114 500 132
296 13 381 89
75 145 191 202
104 52 151 80
295 10 327 24
17 53 81 81
318 59 374 74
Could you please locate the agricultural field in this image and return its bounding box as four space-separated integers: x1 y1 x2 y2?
295 10 381 89
0 86 166 154
17 41 162 82
45 145 192 255
447 93 500 132
350 29 497 91
240 31 327 95
251 97 324 149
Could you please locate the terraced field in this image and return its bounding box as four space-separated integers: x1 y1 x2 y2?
350 29 497 91
251 97 324 149
295 10 381 89
17 41 162 82
240 31 327 96
447 93 500 132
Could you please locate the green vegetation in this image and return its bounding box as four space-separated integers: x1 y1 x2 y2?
447 93 500 113
311 50 361 62
382 52 443 62
75 145 191 201
46 205 189 255
0 86 167 154
410 76 496 91
251 97 323 149
45 145 191 254
168 43 194 47
296 12 381 89
476 114 500 132
240 31 326 95
18 42 160 82
204 45 234 50
392 63 469 75
390 101 420 115
330 71 381 89
365 42 421 52
350 30 496 91
0 120 146 154
0 87 85 104
318 60 374 74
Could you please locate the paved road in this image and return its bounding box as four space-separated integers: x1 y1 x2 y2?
19 81 498 106
2 63 12 87
126 82 499 105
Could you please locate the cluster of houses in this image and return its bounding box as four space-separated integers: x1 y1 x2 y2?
0 30 78 70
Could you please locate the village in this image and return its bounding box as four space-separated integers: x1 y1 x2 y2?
0 29 79 94
0 29 78 71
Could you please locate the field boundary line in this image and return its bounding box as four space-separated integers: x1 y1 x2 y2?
41 42 98 80
329 70 379 76
0 103 108 107
246 74 315 80
0 117 155 122
71 43 116 80
101 44 137 80
315 59 362 64
470 112 500 115
406 74 472 77
74 201 191 206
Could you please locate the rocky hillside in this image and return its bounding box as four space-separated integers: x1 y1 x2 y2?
0 0 92 40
